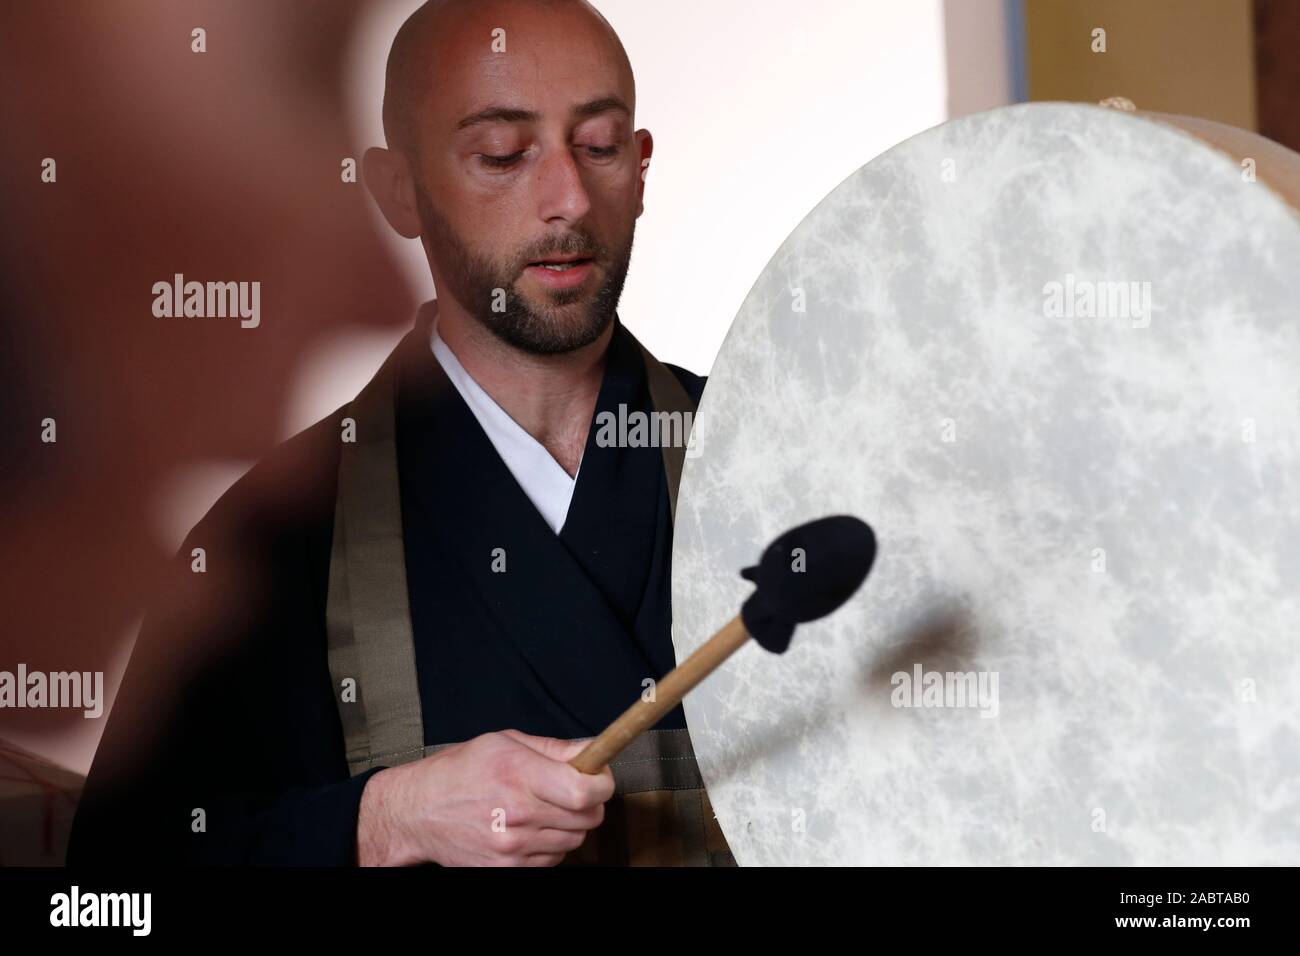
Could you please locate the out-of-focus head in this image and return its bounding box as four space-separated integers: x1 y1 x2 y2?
366 0 651 355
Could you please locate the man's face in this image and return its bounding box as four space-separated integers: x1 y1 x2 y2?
409 2 646 355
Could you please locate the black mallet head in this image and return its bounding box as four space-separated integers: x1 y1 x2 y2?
739 515 876 653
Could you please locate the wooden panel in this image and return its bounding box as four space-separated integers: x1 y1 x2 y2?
1254 0 1300 151
1025 0 1256 129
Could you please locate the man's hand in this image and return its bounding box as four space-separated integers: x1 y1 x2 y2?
356 730 615 867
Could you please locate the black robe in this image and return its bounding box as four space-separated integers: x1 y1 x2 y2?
67 315 705 865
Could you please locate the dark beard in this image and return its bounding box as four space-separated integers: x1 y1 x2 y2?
414 185 633 355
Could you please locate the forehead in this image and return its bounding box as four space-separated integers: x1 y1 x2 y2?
423 2 632 136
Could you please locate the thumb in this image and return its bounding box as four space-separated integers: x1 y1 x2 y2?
501 729 594 762
557 737 597 764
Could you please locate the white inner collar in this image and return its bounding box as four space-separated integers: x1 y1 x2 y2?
428 312 579 535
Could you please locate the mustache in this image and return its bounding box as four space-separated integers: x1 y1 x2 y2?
520 234 602 266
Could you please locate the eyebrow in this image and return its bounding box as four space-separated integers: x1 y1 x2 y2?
455 95 631 131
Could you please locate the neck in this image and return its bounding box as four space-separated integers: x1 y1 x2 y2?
434 300 612 478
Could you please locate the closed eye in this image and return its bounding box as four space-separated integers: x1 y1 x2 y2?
478 151 525 169
478 145 620 168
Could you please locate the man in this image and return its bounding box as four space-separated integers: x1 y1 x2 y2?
68 0 732 866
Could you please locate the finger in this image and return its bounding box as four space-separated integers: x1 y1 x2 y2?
531 827 591 856
511 797 605 832
488 829 585 866
527 757 615 811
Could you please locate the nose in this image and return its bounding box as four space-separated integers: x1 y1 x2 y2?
534 143 592 226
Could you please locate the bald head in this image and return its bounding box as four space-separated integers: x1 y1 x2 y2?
382 0 635 158
365 0 651 357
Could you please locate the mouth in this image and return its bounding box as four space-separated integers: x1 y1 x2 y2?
527 254 594 271
523 255 596 289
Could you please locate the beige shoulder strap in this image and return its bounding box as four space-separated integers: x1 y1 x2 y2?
626 331 699 521
326 323 426 777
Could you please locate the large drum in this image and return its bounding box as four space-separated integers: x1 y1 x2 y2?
672 102 1300 866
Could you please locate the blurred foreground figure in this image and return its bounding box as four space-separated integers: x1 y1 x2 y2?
0 0 411 804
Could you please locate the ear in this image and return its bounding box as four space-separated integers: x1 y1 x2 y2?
363 146 423 239
634 129 653 219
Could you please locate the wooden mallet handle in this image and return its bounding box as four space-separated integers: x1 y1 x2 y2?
569 614 750 774
568 515 878 775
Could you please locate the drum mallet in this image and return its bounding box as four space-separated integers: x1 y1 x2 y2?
570 515 876 774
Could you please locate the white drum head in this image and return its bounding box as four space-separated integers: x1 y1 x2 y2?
672 103 1300 866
